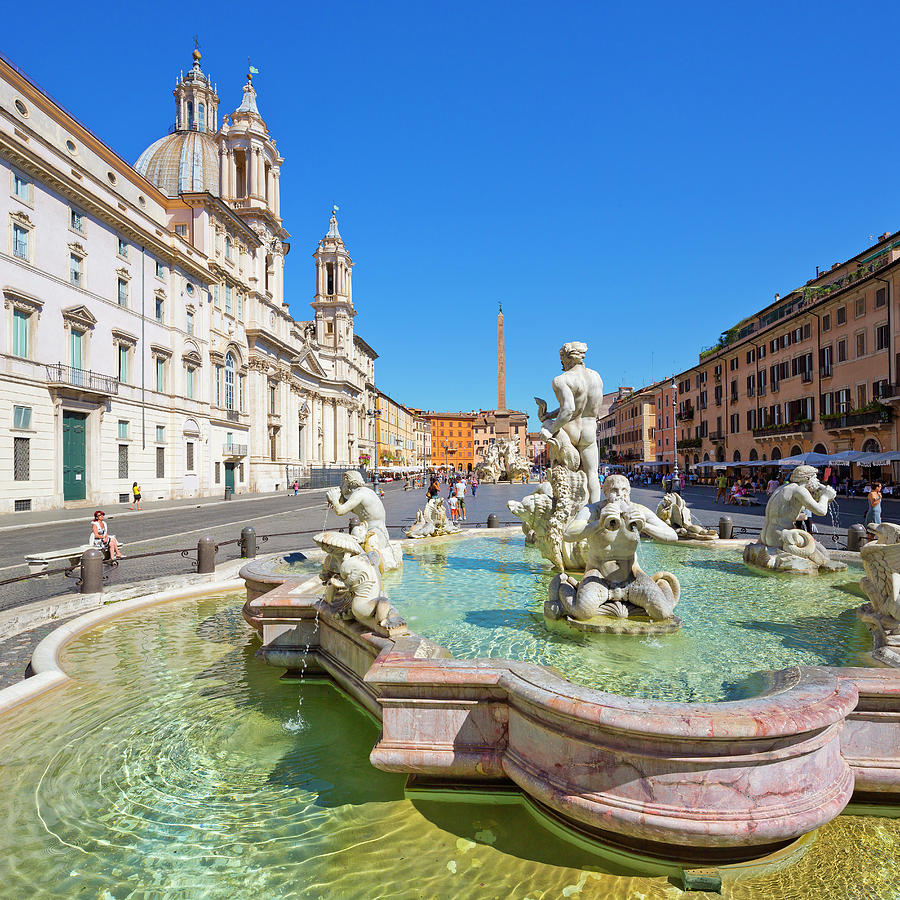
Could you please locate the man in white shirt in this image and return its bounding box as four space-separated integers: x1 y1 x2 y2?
455 478 467 521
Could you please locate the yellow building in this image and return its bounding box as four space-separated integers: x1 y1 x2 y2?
376 391 425 468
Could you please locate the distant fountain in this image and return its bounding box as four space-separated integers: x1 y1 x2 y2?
656 492 718 541
405 496 460 539
743 465 847 575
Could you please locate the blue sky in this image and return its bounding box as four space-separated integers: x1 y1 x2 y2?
8 1 900 422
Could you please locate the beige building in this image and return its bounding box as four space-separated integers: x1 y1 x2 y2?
376 392 428 468
473 408 528 461
0 49 377 512
672 230 900 474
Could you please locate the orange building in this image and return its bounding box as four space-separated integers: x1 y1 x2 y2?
425 412 476 471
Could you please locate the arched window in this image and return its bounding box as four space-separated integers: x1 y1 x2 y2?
187 101 194 130
703 452 710 462
693 454 699 464
790 445 802 457
733 450 742 462
715 446 725 462
749 448 758 461
772 447 782 460
225 352 235 410
198 103 205 131
813 443 827 454
863 438 881 453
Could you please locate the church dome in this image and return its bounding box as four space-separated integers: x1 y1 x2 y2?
135 130 219 197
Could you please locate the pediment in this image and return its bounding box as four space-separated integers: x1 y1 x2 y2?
293 346 328 378
61 304 97 329
111 328 138 346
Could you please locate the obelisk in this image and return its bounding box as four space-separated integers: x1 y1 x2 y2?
497 303 506 411
495 303 511 439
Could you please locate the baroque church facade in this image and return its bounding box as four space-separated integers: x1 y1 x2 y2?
0 49 376 512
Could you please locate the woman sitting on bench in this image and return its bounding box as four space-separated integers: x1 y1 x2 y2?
90 510 123 560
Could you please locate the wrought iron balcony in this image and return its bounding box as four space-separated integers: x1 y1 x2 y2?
823 409 893 431
679 437 703 449
752 421 813 438
708 430 725 441
46 363 119 395
223 443 248 458
675 406 695 422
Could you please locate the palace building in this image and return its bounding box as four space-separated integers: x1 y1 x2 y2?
0 50 377 512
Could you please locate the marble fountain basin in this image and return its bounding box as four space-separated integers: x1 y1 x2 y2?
241 529 900 865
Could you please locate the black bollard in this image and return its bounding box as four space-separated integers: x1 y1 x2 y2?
240 526 257 559
718 516 733 540
80 547 104 594
847 523 868 552
487 514 498 528
197 536 216 573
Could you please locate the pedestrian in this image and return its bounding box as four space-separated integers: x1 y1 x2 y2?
292 480 299 496
448 493 459 523
471 476 478 497
793 507 812 533
130 481 142 510
679 471 686 491
455 478 467 522
865 482 883 528
90 510 123 560
426 476 440 500
715 472 728 503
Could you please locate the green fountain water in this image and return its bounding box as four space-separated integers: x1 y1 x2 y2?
0 590 896 897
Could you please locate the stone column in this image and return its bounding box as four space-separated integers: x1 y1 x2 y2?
266 166 274 210
246 144 253 198
273 170 280 217
497 307 506 410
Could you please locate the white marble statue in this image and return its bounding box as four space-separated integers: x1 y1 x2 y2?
314 531 403 635
743 465 846 575
544 475 681 622
656 492 718 541
475 443 503 484
499 438 530 483
859 522 900 667
536 341 605 504
325 470 403 571
405 496 461 539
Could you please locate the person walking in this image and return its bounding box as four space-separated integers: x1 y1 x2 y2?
90 510 123 560
471 476 478 497
865 482 883 528
292 480 299 496
455 478 467 522
448 493 459 524
426 476 440 500
130 481 142 510
715 472 728 504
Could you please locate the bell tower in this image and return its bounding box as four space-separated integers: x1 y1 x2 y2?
312 208 355 352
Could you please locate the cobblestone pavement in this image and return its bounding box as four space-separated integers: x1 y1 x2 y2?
0 615 80 689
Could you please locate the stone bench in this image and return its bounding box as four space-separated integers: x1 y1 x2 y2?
25 544 114 576
734 495 760 506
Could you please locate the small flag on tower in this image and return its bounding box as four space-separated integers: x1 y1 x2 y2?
249 65 259 75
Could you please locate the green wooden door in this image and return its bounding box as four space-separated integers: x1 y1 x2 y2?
63 411 87 501
224 463 236 491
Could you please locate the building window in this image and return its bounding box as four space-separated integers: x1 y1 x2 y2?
118 444 128 479
213 285 220 308
185 366 195 399
237 292 243 319
269 383 277 413
117 278 128 307
156 446 165 478
186 311 194 335
198 103 205 131
836 305 847 326
238 463 244 481
837 339 847 363
224 353 235 409
13 437 30 480
876 287 887 308
117 237 128 258
238 374 245 411
186 441 194 471
822 313 831 332
118 345 129 383
225 284 233 315
118 420 129 439
69 253 83 287
156 425 165 443
225 236 232 260
856 332 866 358
70 328 84 369
156 357 166 392
12 308 29 358
155 296 164 322
12 171 31 202
156 260 165 279
214 462 221 484
70 208 85 233
876 324 889 351
174 224 187 237
855 297 866 318
13 405 32 429
12 223 29 261
215 365 222 406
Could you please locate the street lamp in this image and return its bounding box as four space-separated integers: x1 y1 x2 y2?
672 382 680 493
367 407 382 485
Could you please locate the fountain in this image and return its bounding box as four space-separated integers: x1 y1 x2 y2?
475 438 531 483
404 495 461 539
743 465 847 575
656 491 718 540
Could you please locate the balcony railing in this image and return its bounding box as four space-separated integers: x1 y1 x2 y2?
675 406 695 422
679 437 702 449
708 430 725 441
752 420 813 438
823 409 893 431
46 363 119 395
223 443 248 458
